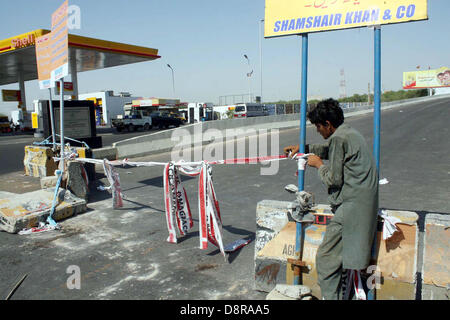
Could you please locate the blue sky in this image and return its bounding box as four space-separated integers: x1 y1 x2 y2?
0 0 448 114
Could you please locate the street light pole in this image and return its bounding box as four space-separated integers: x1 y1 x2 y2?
244 54 253 103
167 64 175 97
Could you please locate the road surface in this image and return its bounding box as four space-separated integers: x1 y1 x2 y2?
0 98 448 300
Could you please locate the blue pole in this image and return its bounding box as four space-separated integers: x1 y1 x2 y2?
373 27 381 171
298 34 308 191
294 33 308 285
47 170 62 226
368 25 381 301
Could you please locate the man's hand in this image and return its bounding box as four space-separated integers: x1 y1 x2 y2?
307 154 323 169
283 144 310 158
284 145 299 158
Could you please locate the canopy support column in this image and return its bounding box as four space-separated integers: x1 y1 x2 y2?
70 52 78 100
18 70 26 111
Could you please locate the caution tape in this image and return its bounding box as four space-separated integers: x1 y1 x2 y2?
343 269 367 300
73 153 308 257
163 162 194 244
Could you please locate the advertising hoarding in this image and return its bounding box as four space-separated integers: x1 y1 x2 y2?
1 90 22 102
50 0 69 82
403 67 450 89
265 0 428 38
35 34 53 89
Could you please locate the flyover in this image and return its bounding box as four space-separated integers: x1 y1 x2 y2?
0 95 448 300
92 93 450 160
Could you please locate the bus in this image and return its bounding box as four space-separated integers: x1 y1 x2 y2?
233 103 267 118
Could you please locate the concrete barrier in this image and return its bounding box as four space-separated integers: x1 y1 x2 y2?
421 213 449 300
0 189 86 233
92 146 117 160
254 200 332 297
23 146 58 178
113 113 302 159
112 94 450 160
254 200 450 300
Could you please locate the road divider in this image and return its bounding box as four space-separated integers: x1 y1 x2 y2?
105 94 450 160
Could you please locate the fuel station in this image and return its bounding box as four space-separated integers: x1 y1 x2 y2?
0 28 161 131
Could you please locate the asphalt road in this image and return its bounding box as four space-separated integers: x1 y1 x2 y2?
0 125 170 175
0 98 448 301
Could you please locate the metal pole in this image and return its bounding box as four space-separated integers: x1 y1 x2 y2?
373 26 381 173
294 33 308 285
259 19 264 103
48 88 57 151
171 69 175 96
167 64 175 96
298 34 308 191
59 78 65 172
244 55 251 103
368 25 381 301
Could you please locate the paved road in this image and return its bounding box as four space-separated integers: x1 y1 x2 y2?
0 98 448 300
0 126 174 175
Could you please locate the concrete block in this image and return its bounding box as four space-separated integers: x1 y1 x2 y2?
369 210 419 300
40 175 58 189
376 210 419 283
266 284 312 300
422 213 450 300
255 200 290 256
23 145 58 178
421 285 449 300
254 200 329 298
0 189 86 233
254 201 425 300
255 258 286 293
266 289 296 300
274 284 311 299
66 161 89 202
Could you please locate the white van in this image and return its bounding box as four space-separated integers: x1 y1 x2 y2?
233 103 267 118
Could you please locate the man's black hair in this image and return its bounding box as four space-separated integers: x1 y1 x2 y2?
307 98 344 128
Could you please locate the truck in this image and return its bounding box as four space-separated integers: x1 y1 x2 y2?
150 111 183 129
111 104 153 132
0 115 11 133
10 109 33 132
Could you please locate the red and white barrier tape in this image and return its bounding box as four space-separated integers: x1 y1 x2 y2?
102 159 123 209
199 162 224 255
343 269 367 300
74 153 309 257
163 162 194 243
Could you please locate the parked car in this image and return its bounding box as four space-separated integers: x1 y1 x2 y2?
150 111 183 129
111 106 152 132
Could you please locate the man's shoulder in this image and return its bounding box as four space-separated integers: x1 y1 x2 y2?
335 124 362 137
332 124 366 147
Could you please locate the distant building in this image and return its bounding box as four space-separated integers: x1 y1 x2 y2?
78 91 141 126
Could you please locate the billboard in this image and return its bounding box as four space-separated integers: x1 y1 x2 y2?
55 81 74 95
50 0 69 82
403 67 450 89
265 0 428 38
2 90 21 102
35 34 53 89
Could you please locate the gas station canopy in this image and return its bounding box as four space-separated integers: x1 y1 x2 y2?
0 29 161 86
